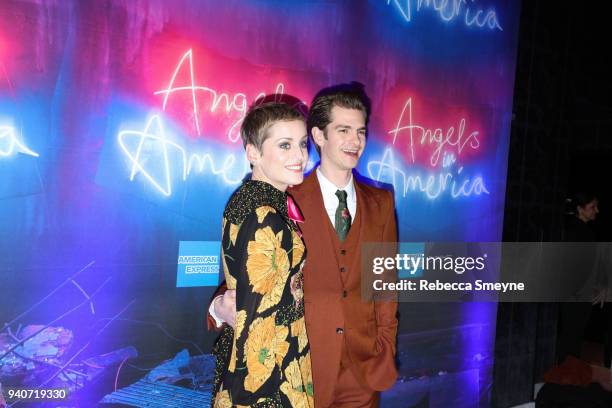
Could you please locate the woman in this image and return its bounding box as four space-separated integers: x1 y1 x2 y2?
213 101 314 407
557 192 601 363
565 192 599 242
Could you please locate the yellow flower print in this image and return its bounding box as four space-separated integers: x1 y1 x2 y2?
274 325 289 367
213 389 232 408
226 274 237 290
291 231 305 268
246 227 289 295
256 206 276 223
235 310 247 339
229 223 239 246
299 354 314 404
244 315 288 392
244 316 276 392
257 266 289 313
228 310 247 373
280 359 309 408
291 318 308 353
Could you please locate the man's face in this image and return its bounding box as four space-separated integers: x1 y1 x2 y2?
314 106 366 172
578 199 599 222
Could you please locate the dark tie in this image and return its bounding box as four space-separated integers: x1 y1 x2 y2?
334 190 351 241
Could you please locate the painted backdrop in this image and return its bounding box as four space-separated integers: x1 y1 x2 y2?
0 1 519 406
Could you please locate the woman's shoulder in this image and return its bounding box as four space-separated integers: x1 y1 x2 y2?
228 205 287 228
223 181 288 226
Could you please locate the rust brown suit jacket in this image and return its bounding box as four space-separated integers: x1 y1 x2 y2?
208 170 398 407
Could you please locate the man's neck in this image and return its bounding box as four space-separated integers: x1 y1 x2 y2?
319 162 352 188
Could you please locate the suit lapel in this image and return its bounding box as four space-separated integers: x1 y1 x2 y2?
348 180 385 285
293 170 340 268
311 172 341 268
354 179 370 240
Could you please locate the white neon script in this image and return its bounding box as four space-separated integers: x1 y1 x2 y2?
387 0 502 31
389 97 480 167
367 148 489 199
118 115 248 196
0 126 39 158
154 49 285 142
367 96 489 200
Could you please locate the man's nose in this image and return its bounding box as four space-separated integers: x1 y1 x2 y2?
348 130 361 144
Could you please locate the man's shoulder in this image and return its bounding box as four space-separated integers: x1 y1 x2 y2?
355 178 393 201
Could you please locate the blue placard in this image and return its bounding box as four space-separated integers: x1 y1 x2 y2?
176 241 221 287
398 242 425 279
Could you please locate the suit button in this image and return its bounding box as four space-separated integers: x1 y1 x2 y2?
340 267 346 273
342 290 347 298
340 249 346 255
336 328 344 334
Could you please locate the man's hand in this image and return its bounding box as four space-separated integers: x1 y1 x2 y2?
214 290 237 328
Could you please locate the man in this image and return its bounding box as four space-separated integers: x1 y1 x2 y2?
209 84 398 407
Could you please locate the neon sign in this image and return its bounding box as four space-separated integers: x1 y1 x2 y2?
154 49 286 143
117 48 300 196
386 0 502 31
0 126 39 158
120 49 490 201
389 97 480 167
367 147 489 199
118 115 249 196
366 95 489 199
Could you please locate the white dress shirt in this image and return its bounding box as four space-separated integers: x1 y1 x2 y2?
316 168 356 227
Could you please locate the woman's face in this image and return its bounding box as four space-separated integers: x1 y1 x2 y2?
248 119 308 191
578 199 599 222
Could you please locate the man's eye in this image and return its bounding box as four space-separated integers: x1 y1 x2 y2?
339 129 347 134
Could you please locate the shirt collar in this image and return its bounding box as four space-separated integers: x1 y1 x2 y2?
316 167 356 202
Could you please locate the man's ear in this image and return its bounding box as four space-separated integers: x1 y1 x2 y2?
312 127 326 149
245 143 261 166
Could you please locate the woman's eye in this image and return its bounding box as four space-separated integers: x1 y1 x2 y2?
279 143 290 149
300 141 308 148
